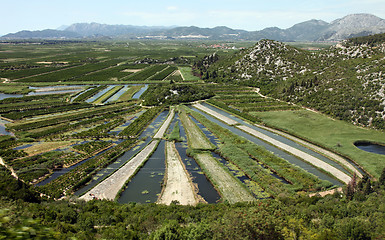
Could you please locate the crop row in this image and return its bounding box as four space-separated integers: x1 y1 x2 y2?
73 118 126 138
92 85 124 104
38 138 137 198
73 86 107 102
124 65 168 81
0 94 65 104
70 64 135 82
16 59 123 82
27 107 139 139
149 66 178 80
0 100 64 113
206 99 262 123
9 151 78 183
118 106 164 137
0 64 79 80
72 141 113 155
242 105 300 112
11 103 135 131
2 102 92 120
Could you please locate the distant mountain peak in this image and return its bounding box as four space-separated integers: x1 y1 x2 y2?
2 13 385 41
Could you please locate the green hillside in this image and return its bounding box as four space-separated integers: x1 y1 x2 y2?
198 37 385 130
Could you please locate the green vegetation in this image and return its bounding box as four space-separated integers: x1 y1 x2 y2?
92 85 124 104
1 39 385 240
119 106 163 137
73 85 107 102
141 84 214 106
117 85 143 101
187 106 331 197
167 121 182 141
179 66 201 82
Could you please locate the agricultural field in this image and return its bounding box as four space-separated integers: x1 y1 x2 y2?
0 40 383 208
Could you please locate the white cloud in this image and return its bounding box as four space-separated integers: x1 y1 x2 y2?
167 6 178 11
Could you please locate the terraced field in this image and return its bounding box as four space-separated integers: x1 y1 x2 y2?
0 41 380 206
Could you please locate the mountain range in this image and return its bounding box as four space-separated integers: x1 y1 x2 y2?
2 13 385 42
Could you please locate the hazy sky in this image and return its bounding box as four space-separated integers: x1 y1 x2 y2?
2 0 385 35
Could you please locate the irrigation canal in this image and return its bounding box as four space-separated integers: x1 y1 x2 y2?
190 105 345 186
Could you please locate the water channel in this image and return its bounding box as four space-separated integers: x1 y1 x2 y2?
0 119 13 136
85 86 114 103
105 85 129 103
132 85 148 99
117 140 166 203
75 111 169 196
190 106 343 186
0 93 23 100
201 103 365 176
173 114 221 203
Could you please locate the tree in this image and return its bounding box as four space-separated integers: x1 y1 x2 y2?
379 167 385 186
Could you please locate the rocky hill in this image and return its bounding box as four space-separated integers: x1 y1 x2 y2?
199 34 385 129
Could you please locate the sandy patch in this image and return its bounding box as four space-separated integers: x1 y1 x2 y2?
157 141 198 205
23 141 73 156
309 187 343 197
122 69 143 73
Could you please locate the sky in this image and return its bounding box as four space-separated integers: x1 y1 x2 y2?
2 0 385 35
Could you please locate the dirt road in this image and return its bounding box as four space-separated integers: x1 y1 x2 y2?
193 103 238 125
157 141 198 205
154 109 175 139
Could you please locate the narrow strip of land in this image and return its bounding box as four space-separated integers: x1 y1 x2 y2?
194 152 255 203
0 156 18 179
194 103 238 125
194 102 353 184
157 141 198 205
153 109 175 139
179 107 214 150
255 124 362 178
237 125 351 184
81 140 159 201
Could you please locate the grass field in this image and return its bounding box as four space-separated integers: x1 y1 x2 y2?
179 67 201 82
252 110 385 178
23 141 74 156
117 85 143 101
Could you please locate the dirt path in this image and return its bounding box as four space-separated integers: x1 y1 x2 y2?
194 103 238 125
309 187 343 197
154 109 175 139
194 152 255 203
80 140 159 201
254 124 362 178
0 156 18 179
157 141 198 205
237 125 351 184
